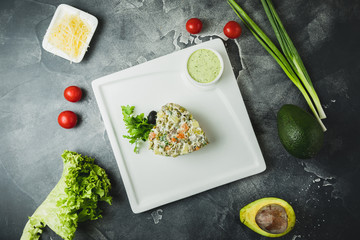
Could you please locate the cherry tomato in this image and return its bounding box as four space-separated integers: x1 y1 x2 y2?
186 18 203 34
223 21 242 39
64 86 82 102
58 111 78 129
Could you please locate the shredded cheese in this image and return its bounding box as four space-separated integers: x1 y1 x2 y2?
48 14 91 59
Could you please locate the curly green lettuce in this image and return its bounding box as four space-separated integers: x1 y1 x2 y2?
20 150 112 240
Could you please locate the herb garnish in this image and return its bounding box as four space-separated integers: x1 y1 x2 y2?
121 105 155 153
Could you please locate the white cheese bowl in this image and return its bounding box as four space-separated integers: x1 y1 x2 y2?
42 4 98 63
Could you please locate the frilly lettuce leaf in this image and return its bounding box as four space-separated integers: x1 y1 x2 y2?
21 150 112 240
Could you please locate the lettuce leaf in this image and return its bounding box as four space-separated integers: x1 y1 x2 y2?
20 150 112 240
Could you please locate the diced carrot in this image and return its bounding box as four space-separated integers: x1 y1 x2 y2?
171 137 177 142
195 146 200 151
181 123 189 132
149 132 156 140
177 132 185 139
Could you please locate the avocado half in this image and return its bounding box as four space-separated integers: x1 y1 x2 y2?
240 197 296 237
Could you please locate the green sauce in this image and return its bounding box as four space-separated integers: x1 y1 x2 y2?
187 49 221 83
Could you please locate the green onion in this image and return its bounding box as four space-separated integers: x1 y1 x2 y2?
228 0 326 131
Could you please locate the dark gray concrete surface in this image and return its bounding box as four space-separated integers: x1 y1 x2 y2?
1 0 359 239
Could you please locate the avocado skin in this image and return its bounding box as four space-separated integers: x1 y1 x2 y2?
277 104 324 159
239 197 296 238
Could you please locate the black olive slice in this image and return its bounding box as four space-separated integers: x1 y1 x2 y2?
147 111 157 125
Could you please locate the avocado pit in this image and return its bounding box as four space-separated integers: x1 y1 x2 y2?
255 204 288 234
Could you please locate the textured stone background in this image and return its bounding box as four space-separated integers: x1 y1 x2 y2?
1 0 359 239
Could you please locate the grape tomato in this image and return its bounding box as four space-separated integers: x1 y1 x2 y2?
64 86 82 102
223 21 242 39
186 18 203 34
58 111 78 129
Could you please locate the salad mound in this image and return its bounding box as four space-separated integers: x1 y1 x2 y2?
149 103 209 157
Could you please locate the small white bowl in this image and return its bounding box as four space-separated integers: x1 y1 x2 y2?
185 48 224 87
42 4 98 63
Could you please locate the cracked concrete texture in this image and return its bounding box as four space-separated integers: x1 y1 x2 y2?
1 0 360 239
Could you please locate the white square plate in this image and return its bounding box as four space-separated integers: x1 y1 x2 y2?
92 39 266 213
42 4 98 63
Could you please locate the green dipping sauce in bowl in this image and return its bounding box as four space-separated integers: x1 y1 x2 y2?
186 48 224 86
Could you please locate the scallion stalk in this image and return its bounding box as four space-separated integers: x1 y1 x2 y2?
228 0 326 131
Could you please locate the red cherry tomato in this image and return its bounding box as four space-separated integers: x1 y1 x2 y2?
223 21 242 39
58 111 78 129
64 86 82 102
186 18 203 34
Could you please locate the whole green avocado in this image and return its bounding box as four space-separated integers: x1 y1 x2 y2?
277 104 324 159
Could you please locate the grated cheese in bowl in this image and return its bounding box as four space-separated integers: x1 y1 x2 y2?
42 4 98 63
